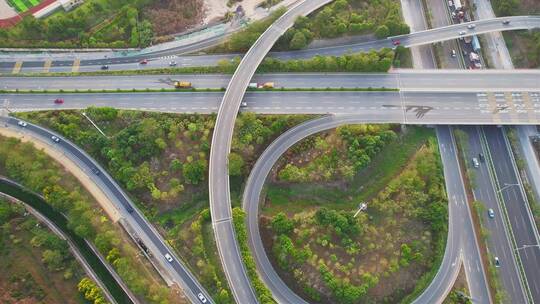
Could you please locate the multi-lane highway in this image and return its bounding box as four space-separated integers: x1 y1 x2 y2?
462 126 528 303
1 16 538 74
0 116 215 304
482 126 540 302
2 70 540 91
4 90 540 124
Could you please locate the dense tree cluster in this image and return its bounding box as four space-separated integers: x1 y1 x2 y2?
266 131 448 303
226 7 287 52
178 209 233 303
315 208 362 238
276 0 409 50
0 198 85 301
278 124 397 183
78 278 107 304
0 0 154 48
18 109 313 303
218 49 395 74
0 136 169 303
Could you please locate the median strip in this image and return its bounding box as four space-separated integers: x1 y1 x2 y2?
0 87 399 94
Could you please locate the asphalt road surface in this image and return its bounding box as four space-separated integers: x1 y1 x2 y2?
482 126 540 302
0 116 214 304
1 16 538 74
462 126 528 303
2 70 540 91
209 1 335 303
4 90 540 125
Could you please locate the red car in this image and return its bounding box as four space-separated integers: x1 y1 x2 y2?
139 59 148 64
392 40 401 46
54 98 64 104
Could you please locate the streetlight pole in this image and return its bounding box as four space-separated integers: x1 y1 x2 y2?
81 112 108 138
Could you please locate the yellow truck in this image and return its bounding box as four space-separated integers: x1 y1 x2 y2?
174 81 192 89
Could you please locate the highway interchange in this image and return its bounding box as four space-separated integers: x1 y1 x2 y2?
1 1 540 304
1 16 539 74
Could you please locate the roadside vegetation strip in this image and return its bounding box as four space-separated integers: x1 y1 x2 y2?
479 128 534 303
0 178 132 304
0 87 399 94
232 207 276 304
0 49 395 78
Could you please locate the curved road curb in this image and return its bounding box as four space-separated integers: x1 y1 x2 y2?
242 116 463 303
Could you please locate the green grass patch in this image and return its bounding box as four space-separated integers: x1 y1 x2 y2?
264 126 435 215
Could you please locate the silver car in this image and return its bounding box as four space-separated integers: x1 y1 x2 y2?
197 293 207 303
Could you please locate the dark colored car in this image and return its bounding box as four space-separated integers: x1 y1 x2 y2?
101 65 109 70
392 39 401 46
54 98 64 104
139 59 148 64
479 153 485 162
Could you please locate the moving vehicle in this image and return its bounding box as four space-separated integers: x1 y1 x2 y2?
392 39 401 46
494 256 501 267
164 253 173 263
478 153 485 162
248 82 275 89
197 293 208 303
459 30 466 35
139 59 148 64
54 98 64 104
51 135 60 143
174 81 192 89
91 167 101 175
472 157 480 168
17 121 28 127
125 204 134 213
467 24 476 29
451 49 457 57
169 61 177 67
101 65 109 70
240 101 248 107
488 208 495 218
502 20 511 25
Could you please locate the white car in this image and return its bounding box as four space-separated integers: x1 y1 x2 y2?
51 135 60 143
472 157 480 168
467 24 476 29
164 253 173 263
459 30 466 35
18 121 28 127
169 61 177 66
197 293 207 303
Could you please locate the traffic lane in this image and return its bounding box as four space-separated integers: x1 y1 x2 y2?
484 127 538 246
403 17 537 47
0 74 401 90
463 126 527 303
413 126 462 304
5 117 211 303
438 126 491 303
483 126 540 303
3 70 540 91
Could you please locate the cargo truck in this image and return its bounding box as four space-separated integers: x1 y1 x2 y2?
174 81 192 89
248 82 275 89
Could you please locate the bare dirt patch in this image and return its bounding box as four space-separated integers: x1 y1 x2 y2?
145 0 205 36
